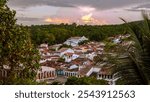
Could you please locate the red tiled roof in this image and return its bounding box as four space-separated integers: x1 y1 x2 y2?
64 52 74 56
99 68 112 75
79 66 92 75
58 48 68 52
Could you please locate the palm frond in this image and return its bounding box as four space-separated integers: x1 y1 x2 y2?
115 13 150 85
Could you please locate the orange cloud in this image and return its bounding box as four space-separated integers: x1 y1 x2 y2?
81 13 93 23
81 13 107 25
44 17 70 24
93 19 107 25
44 15 107 25
45 18 52 22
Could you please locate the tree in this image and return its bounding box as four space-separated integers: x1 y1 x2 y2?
51 81 62 85
65 76 108 85
0 0 40 84
114 12 150 85
29 22 125 46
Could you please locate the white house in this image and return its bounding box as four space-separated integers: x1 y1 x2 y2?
63 53 79 62
86 52 97 60
86 66 101 77
59 48 74 57
38 43 50 56
64 71 78 77
36 66 56 82
69 64 78 70
64 36 88 47
113 38 121 44
39 43 48 48
39 55 60 64
72 54 79 60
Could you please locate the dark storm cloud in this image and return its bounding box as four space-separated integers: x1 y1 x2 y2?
17 17 41 22
126 3 150 12
8 0 149 10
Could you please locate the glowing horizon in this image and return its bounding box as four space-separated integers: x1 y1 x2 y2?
8 0 149 25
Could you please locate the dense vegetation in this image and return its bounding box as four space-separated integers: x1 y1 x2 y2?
0 0 40 84
113 13 150 85
29 23 126 46
65 76 108 85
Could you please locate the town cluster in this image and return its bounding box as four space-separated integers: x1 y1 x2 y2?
0 34 131 85
37 36 115 84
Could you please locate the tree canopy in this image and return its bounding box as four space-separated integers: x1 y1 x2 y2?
65 76 108 85
29 23 126 46
0 0 40 84
113 12 150 85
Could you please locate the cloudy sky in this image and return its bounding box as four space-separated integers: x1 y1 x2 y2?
8 0 150 25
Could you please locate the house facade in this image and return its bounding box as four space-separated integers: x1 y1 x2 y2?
64 36 88 47
36 66 57 82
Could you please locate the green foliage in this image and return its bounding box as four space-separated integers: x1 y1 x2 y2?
58 57 65 62
0 0 7 6
51 81 62 85
0 0 40 84
30 26 72 45
114 12 150 85
78 40 89 45
65 76 108 85
30 28 56 45
105 42 117 52
50 28 71 43
29 23 126 46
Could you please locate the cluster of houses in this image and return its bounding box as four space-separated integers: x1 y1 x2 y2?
36 36 117 84
0 34 131 84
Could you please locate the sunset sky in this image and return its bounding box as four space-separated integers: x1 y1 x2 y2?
8 0 150 25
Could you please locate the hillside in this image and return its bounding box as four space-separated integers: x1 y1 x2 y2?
28 20 145 46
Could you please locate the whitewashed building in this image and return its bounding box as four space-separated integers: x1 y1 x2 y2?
64 36 88 47
59 48 74 57
36 66 57 82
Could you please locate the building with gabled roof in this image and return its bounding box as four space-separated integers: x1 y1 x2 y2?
36 66 57 82
64 36 88 47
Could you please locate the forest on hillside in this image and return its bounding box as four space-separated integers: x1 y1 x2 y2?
28 23 125 45
28 20 144 46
